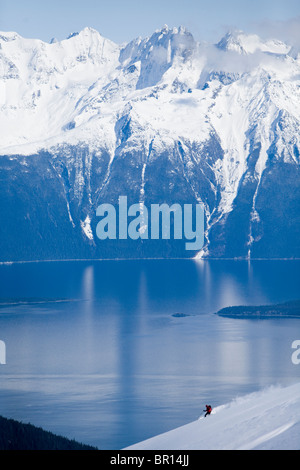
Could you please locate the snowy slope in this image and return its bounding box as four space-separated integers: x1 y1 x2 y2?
0 27 121 154
125 382 300 450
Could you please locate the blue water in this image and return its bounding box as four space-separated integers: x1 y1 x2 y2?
0 259 299 449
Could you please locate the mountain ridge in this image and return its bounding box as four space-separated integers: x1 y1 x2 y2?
0 25 299 261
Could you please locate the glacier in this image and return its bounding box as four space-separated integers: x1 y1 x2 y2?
0 25 299 261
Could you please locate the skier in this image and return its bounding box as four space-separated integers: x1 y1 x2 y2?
203 405 212 417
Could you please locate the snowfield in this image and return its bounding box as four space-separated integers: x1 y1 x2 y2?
125 382 300 450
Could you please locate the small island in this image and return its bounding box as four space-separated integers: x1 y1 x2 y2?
216 299 300 319
0 297 78 308
171 313 191 318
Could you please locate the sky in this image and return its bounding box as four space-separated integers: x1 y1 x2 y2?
0 0 300 45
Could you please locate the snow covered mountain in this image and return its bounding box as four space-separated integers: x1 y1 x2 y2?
0 26 299 261
125 382 300 450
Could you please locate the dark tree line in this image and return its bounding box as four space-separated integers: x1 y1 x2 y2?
0 415 98 450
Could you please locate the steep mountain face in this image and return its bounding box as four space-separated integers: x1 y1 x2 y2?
0 26 299 261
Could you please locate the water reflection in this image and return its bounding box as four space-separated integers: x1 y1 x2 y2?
0 259 299 448
81 265 94 300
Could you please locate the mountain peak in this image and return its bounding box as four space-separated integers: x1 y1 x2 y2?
160 24 169 33
217 30 289 55
119 24 196 88
0 31 21 42
217 30 252 54
154 24 192 38
66 27 103 41
80 26 101 35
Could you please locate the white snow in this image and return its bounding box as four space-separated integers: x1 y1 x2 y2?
1 24 298 160
125 382 300 450
80 215 93 240
0 25 300 257
217 30 290 55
